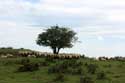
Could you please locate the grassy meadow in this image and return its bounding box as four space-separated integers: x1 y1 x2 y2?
0 57 124 83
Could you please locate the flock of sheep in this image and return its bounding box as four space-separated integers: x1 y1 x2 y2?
98 56 125 61
0 51 81 59
1 50 124 61
18 51 81 59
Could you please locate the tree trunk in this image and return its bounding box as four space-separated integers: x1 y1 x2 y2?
53 48 57 54
56 48 60 54
52 47 61 54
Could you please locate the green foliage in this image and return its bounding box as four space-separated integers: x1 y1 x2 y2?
80 76 94 83
45 57 55 63
20 58 30 65
48 65 60 73
87 64 98 74
48 60 83 75
18 58 39 72
69 67 83 75
39 61 49 66
0 57 125 83
0 47 31 57
48 62 68 74
53 73 65 82
36 25 78 54
97 71 107 80
18 63 39 72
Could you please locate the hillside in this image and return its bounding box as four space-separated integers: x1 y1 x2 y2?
0 53 125 83
0 47 31 55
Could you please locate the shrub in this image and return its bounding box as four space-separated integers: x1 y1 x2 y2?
18 62 39 72
62 60 82 68
81 54 85 58
75 61 83 67
87 64 98 74
18 58 39 72
40 61 49 66
84 62 88 66
48 65 59 73
76 67 84 75
48 60 83 74
45 57 55 63
48 63 67 73
80 76 94 83
70 67 83 75
20 58 30 65
53 73 65 82
103 64 112 68
97 71 106 80
61 60 75 68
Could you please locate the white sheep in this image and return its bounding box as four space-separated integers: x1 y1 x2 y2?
1 55 7 58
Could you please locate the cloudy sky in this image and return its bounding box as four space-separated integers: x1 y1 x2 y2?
0 0 125 57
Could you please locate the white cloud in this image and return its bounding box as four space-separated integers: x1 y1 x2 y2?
0 21 44 50
97 36 104 41
0 0 125 57
0 0 34 17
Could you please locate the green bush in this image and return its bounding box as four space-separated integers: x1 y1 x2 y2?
74 61 83 67
62 60 82 68
87 64 98 74
48 60 83 74
53 73 65 82
40 61 49 66
97 71 107 80
20 58 30 65
18 63 39 72
81 54 85 58
84 62 88 66
80 76 94 83
18 58 39 72
48 64 67 73
70 67 83 75
48 65 60 73
45 57 55 63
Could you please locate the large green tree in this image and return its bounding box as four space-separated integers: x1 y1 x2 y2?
36 25 78 54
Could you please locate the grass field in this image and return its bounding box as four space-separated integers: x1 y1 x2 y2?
0 57 124 83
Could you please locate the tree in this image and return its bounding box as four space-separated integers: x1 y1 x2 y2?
36 25 78 54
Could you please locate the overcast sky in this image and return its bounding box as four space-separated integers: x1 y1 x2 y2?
0 0 125 57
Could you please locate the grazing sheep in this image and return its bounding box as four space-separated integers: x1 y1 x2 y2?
6 54 14 58
1 55 7 58
18 50 81 59
28 54 36 58
98 57 109 61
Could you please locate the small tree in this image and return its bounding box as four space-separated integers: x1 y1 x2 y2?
36 25 78 54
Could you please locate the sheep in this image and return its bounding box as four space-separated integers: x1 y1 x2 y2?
6 54 14 58
18 51 33 57
18 50 81 59
28 54 36 58
1 55 7 58
98 57 109 61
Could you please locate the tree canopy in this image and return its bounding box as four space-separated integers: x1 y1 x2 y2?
36 25 78 54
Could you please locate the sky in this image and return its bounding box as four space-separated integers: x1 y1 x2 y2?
0 0 125 57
